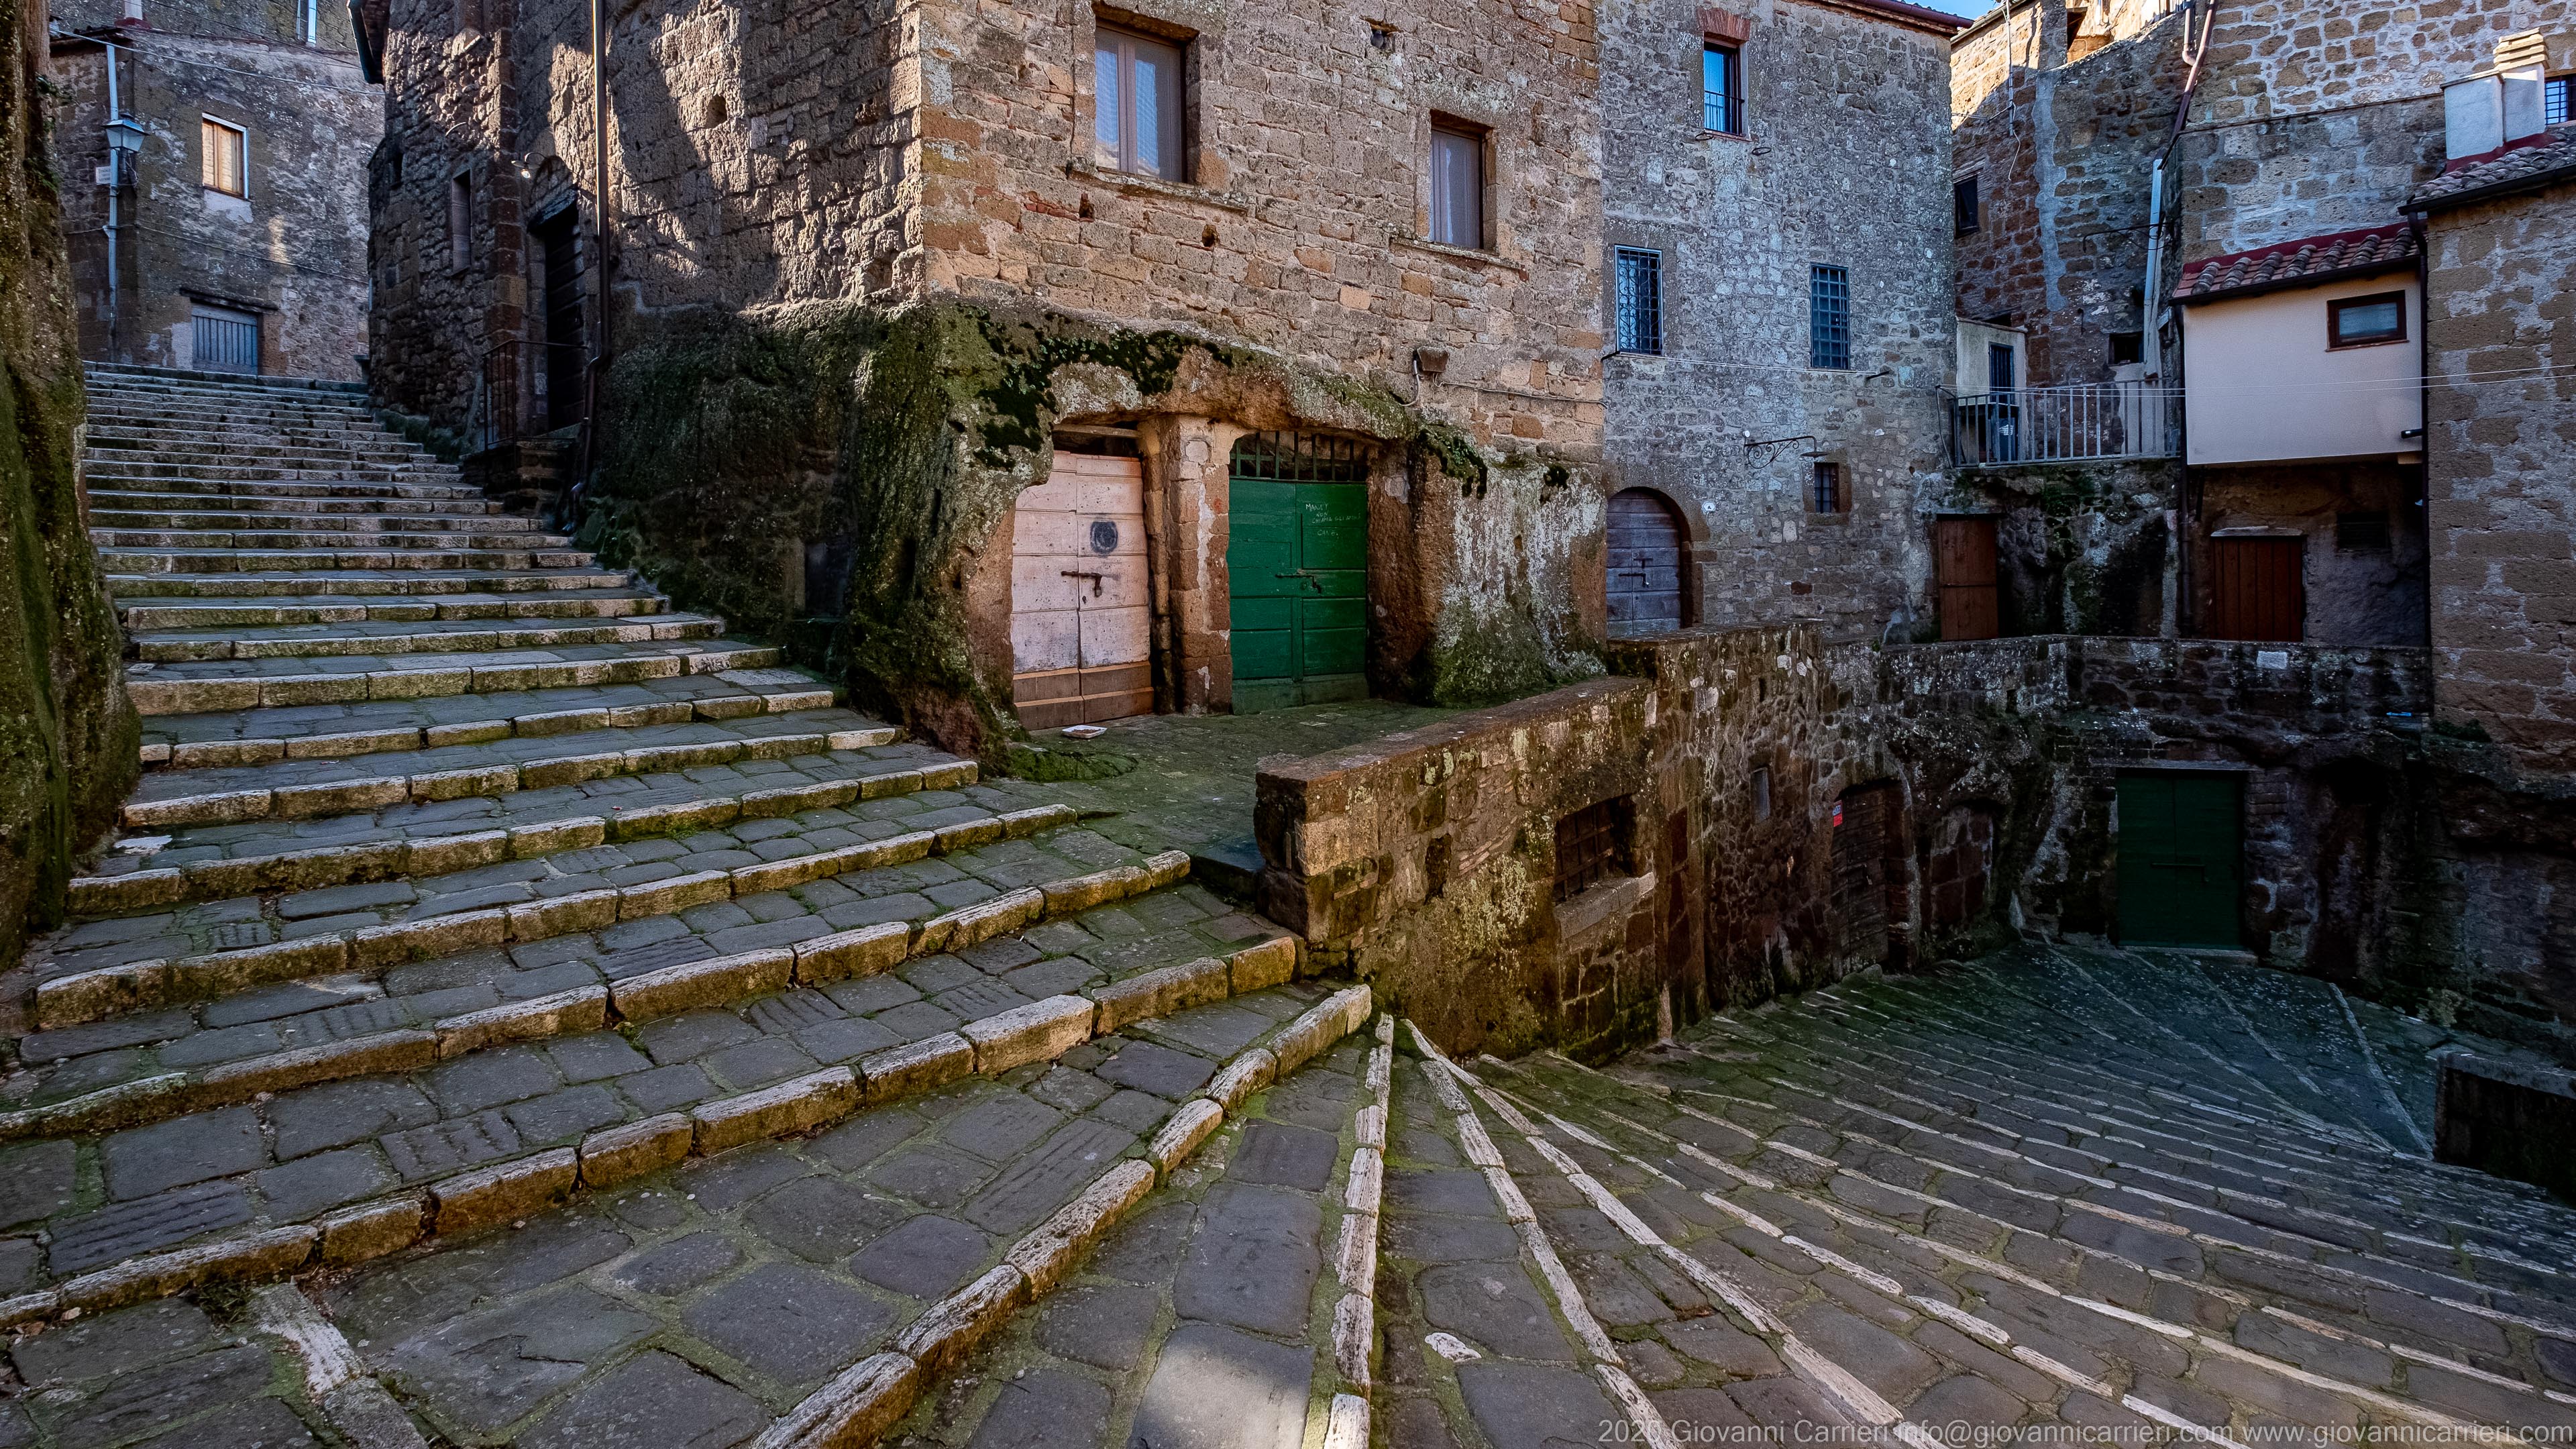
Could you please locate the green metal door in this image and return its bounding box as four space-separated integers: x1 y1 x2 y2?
1227 436 1369 713
2116 773 2242 946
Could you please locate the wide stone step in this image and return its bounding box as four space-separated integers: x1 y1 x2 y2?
95 527 572 551
88 477 482 503
137 665 841 766
129 611 724 665
95 510 544 536
101 545 600 574
108 706 886 828
90 490 498 520
123 637 776 712
87 438 431 465
87 462 449 484
117 590 667 632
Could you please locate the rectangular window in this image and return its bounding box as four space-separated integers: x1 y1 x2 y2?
1809 264 1850 369
1809 460 1845 515
201 117 246 196
1953 174 1980 235
1986 341 2016 392
447 172 472 270
1094 23 1185 181
2328 291 2405 349
2336 511 2392 551
2548 75 2571 127
1553 796 1633 902
1702 44 1742 133
1613 247 1662 355
1429 122 1485 250
2108 329 2144 366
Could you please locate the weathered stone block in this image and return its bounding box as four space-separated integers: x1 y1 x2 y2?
1227 936 1298 992
1202 1049 1277 1112
931 816 1006 852
1004 1158 1157 1294
753 1352 920 1449
691 1067 859 1154
1093 956 1231 1034
315 1193 428 1267
860 1033 974 1103
1148 1097 1224 1175
962 995 1095 1075
429 1147 580 1235
351 908 506 969
405 828 508 877
794 922 911 984
435 986 608 1057
56 1225 317 1314
580 1113 693 1187
610 947 793 1020
195 1029 439 1102
510 815 606 857
609 799 741 841
507 888 619 941
1041 865 1146 916
893 1266 1030 1378
617 869 733 920
914 887 1043 956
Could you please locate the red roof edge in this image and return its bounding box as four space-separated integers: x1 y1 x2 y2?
2173 221 2418 303
1792 0 1964 37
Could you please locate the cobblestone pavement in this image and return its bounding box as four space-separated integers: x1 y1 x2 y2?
7 368 2572 1449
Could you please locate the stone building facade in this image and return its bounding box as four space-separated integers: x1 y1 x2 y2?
1599 0 1959 645
48 0 377 379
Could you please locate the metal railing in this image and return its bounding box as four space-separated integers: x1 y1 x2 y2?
1949 382 2180 467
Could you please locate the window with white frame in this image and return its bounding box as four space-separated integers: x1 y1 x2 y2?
201 117 246 196
1093 22 1185 180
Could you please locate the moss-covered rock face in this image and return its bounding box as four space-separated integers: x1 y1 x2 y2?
1 10 142 967
596 296 1593 763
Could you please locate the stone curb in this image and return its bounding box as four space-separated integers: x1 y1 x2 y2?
36 790 1104 1032
72 756 968 916
122 640 781 715
111 720 901 830
135 684 850 769
1317 1015 1395 1426
11 842 1189 1137
0 937 1318 1329
757 981 1375 1449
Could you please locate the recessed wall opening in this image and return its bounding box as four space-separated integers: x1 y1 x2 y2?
1554 796 1635 902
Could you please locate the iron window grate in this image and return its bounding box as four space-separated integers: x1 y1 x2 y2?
1553 796 1633 902
2549 76 2571 127
1810 461 1843 515
1230 431 1371 483
1810 264 1851 370
1614 248 1663 355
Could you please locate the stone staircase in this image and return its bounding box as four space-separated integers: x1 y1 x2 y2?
0 366 1379 1449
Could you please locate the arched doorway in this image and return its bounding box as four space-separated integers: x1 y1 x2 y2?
1607 488 1688 637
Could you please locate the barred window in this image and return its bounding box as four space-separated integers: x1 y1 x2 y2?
1613 248 1662 355
1703 44 1742 133
1809 264 1850 370
1809 460 1845 515
1553 796 1633 902
2548 76 2571 127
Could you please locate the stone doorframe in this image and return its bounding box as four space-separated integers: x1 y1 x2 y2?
1134 415 1250 715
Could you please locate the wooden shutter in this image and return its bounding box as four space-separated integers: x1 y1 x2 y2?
1935 516 2000 641
2206 537 2304 642
1607 489 1686 637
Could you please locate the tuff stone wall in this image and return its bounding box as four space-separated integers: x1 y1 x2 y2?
48 0 376 378
2419 174 2576 769
2192 460 2430 648
1946 458 2177 636
1602 0 1955 645
1 0 142 975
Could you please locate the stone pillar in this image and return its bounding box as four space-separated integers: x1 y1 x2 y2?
1138 415 1244 715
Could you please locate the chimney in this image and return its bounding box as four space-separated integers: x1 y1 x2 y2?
2443 34 2549 162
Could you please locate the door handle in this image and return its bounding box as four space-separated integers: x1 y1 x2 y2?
1061 570 1105 598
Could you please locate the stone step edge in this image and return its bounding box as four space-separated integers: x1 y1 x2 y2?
1743 997 2576 1257
124 642 778 714
115 716 874 829
97 741 918 904
129 614 725 666
750 985 1373 1449
119 596 669 633
0 967 1360 1360
95 533 579 552
41 760 1002 1026
136 686 845 769
13 845 1241 1148
1717 1035 2576 1303
101 551 602 576
1479 1063 2576 1443
107 572 635 595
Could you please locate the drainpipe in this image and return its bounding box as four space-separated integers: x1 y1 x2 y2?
2410 210 2433 682
102 46 140 359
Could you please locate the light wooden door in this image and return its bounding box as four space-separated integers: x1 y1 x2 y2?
1935 515 2000 641
1010 453 1152 730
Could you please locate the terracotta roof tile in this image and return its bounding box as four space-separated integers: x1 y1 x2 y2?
2409 125 2576 211
2171 223 2418 304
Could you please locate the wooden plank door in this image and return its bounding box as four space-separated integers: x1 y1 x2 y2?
1607 488 1686 637
2115 773 2242 946
1228 479 1365 712
1009 453 1152 730
2206 537 2304 642
1935 515 2000 641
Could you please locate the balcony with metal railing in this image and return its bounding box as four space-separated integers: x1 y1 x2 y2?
1948 381 2182 468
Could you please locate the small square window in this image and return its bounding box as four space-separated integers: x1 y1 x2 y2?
2108 330 2144 366
1613 248 1662 355
1429 121 1485 251
1809 264 1850 370
1095 22 1186 181
2548 75 2571 127
1703 44 1742 133
2328 292 2405 349
1809 460 1845 515
1953 174 1980 235
201 117 246 197
1553 796 1633 903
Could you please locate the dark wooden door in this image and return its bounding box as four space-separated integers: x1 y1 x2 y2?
2116 773 2242 946
1935 516 2000 641
2207 537 2304 641
1607 488 1686 637
534 210 587 430
1833 784 1898 963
